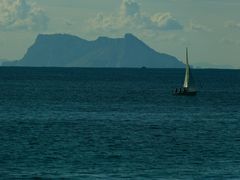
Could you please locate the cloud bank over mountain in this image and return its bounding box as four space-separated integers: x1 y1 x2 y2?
0 0 49 31
88 0 183 33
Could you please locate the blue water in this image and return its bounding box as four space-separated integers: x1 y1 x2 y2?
0 67 240 179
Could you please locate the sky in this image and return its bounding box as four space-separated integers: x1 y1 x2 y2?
0 0 240 68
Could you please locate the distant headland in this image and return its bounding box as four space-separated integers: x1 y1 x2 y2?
2 33 184 68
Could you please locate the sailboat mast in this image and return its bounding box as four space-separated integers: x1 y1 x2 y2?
186 48 189 65
183 48 190 88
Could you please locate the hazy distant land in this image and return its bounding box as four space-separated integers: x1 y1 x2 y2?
194 62 235 69
0 59 8 66
2 33 185 68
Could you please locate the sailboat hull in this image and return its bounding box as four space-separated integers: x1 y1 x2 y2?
173 91 197 96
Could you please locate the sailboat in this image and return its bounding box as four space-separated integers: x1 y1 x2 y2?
173 48 197 96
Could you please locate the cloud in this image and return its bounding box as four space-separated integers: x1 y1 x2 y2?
151 33 187 45
0 0 49 31
88 0 183 34
225 21 240 30
220 38 240 46
188 21 211 32
120 0 140 17
151 13 183 31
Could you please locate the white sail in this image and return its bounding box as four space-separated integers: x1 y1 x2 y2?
183 48 190 88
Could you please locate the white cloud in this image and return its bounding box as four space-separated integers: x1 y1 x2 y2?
88 0 183 34
120 0 140 17
225 21 240 30
188 21 211 32
0 0 49 31
220 38 240 46
151 13 183 31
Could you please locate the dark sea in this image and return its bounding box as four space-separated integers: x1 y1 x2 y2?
0 67 240 179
